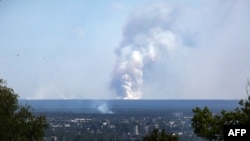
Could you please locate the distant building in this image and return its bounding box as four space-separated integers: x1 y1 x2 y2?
135 125 139 135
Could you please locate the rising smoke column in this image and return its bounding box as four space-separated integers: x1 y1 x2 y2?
110 3 177 99
97 103 113 114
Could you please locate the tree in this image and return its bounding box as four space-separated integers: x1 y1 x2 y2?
143 128 179 141
192 106 223 140
192 81 250 141
0 79 48 141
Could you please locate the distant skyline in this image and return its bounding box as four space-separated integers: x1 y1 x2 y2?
1 0 250 99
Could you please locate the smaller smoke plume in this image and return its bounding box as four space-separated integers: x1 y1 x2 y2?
97 103 113 114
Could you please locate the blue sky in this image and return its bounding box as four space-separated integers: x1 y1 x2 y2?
1 0 250 99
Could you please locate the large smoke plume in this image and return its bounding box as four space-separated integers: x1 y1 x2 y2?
110 3 177 99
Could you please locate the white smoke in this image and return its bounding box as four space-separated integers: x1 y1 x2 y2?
97 103 113 114
110 3 177 99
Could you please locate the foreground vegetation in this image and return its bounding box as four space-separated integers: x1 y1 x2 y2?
143 128 179 141
192 81 250 140
0 79 48 141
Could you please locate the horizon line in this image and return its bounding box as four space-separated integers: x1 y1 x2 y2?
18 98 241 101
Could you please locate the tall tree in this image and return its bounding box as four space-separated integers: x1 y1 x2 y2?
192 81 250 140
0 79 48 141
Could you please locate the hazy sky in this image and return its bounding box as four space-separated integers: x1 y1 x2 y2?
1 0 250 99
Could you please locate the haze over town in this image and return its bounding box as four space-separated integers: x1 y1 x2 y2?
0 0 250 99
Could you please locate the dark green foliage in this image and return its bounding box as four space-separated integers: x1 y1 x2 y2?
143 128 179 141
0 79 48 141
192 107 222 140
192 81 250 141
